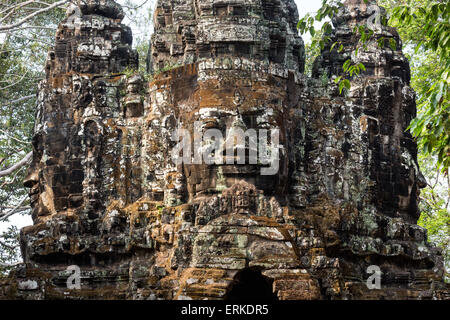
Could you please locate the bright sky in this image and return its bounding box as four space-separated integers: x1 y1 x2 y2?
0 0 323 235
295 0 325 42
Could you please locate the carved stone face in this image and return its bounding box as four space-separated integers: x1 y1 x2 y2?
179 76 291 201
22 1 139 223
148 0 304 202
24 133 53 222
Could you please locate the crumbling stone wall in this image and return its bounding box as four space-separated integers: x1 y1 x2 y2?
0 0 448 300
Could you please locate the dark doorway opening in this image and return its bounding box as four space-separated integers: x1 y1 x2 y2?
225 268 278 301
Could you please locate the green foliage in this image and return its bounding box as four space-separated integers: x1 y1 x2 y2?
416 154 450 281
123 65 139 78
122 61 184 85
320 70 329 86
158 62 182 73
304 28 324 76
0 226 20 275
384 0 450 173
379 0 449 274
1 5 65 218
333 61 365 93
297 0 340 51
297 0 375 93
121 0 153 74
156 204 165 216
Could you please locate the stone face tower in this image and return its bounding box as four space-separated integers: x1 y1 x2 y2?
0 0 448 300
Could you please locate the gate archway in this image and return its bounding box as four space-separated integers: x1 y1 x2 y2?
225 268 278 301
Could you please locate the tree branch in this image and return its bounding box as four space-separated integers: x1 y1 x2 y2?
121 0 151 10
0 206 29 210
0 195 29 221
0 0 36 24
0 1 35 17
2 94 35 105
0 240 16 251
8 25 56 32
0 128 30 144
0 262 22 268
0 0 68 32
0 151 32 178
0 163 27 189
0 70 28 90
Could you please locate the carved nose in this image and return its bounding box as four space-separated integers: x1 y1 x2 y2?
24 166 39 188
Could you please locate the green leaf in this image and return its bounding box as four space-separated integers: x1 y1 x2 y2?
339 81 345 94
319 40 325 50
389 38 397 50
343 59 351 72
343 79 350 90
330 42 338 52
